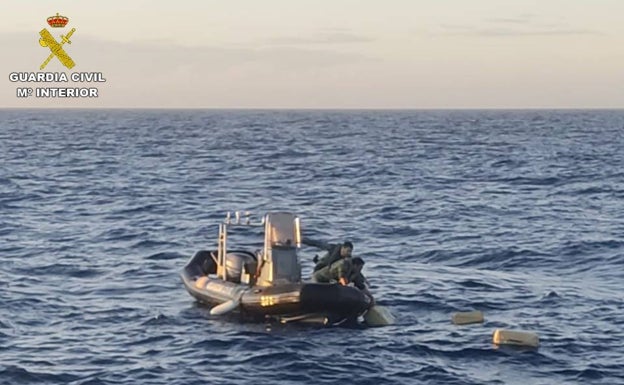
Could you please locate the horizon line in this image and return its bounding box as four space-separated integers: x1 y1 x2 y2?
1 107 623 111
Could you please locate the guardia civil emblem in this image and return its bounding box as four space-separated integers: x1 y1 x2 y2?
39 13 76 70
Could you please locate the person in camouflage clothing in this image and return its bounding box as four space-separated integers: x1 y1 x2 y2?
302 237 353 272
312 257 375 306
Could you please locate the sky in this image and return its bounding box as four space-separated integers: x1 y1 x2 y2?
1 0 623 108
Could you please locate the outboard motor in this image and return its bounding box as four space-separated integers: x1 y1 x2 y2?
225 252 256 283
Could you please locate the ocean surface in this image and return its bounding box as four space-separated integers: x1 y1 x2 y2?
1 109 623 385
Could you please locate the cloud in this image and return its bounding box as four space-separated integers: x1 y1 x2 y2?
484 14 535 25
438 27 600 37
474 28 600 37
436 15 602 38
0 32 377 107
267 31 374 45
0 32 374 74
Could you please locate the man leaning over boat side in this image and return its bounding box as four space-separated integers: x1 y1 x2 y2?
312 257 375 306
302 237 354 272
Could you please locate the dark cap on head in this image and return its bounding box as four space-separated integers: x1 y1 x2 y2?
352 257 365 266
343 241 354 249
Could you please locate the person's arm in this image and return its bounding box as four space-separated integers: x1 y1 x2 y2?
332 260 350 286
354 274 375 306
361 286 375 306
301 237 332 251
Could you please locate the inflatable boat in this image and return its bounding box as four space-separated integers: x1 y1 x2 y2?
181 212 371 325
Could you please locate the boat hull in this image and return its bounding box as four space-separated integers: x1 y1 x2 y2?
181 250 369 321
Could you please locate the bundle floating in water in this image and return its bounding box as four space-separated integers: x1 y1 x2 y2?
492 329 539 348
364 305 395 326
452 310 484 325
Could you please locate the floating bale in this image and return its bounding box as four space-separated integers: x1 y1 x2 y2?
364 305 395 326
492 329 539 348
452 310 484 325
